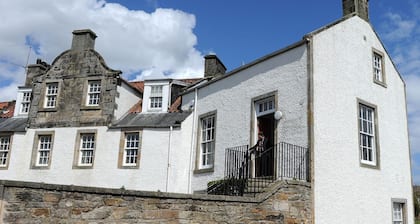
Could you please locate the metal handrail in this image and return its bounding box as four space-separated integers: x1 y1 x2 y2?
208 142 309 196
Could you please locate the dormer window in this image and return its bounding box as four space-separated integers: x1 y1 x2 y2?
20 92 32 114
44 83 58 108
149 85 163 109
87 80 101 106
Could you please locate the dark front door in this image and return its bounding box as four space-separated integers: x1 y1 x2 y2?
255 113 275 177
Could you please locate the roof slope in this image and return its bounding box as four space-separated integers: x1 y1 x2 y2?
0 118 27 132
112 111 191 128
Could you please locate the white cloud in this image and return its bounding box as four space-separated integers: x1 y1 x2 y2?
379 2 420 183
382 13 416 41
0 0 204 101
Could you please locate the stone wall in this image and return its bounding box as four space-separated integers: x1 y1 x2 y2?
0 180 312 224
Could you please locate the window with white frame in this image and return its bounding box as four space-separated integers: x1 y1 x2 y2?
0 135 11 167
373 51 384 83
123 132 139 166
86 80 101 106
392 202 405 224
44 83 58 108
256 97 275 116
79 133 95 166
20 92 31 114
149 85 163 109
199 114 216 169
36 135 52 166
359 103 377 166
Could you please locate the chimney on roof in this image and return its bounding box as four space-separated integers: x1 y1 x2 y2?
342 0 369 22
71 29 97 51
204 54 226 78
25 58 49 86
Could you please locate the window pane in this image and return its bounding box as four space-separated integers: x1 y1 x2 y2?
37 135 52 166
359 104 376 164
87 81 101 106
124 133 139 165
79 134 95 165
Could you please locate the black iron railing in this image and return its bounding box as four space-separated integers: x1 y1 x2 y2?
207 142 309 196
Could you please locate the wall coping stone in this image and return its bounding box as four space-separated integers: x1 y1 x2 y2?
0 179 310 203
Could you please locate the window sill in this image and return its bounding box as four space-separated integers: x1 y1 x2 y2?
31 166 50 170
72 165 94 169
80 105 101 111
38 108 57 112
373 80 387 88
119 165 140 169
360 161 380 170
194 167 214 174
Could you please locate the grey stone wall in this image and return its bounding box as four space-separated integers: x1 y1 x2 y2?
0 180 312 223
27 49 121 128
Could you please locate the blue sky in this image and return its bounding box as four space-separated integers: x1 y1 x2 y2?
0 0 419 183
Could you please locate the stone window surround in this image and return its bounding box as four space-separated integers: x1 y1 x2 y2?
357 98 380 170
81 78 103 110
30 131 55 169
0 133 13 170
38 80 63 112
118 129 142 169
72 129 97 169
391 198 407 224
372 48 387 88
194 110 217 174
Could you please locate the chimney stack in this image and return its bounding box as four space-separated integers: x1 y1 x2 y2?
71 29 97 51
204 54 226 78
342 0 369 22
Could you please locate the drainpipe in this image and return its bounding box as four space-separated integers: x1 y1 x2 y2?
168 82 172 112
187 88 198 193
165 125 173 192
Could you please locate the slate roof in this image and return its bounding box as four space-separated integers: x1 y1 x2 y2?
112 111 191 128
0 118 27 132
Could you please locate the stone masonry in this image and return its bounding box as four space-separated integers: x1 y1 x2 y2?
27 30 122 128
0 180 312 224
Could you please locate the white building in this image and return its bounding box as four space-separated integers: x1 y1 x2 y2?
0 0 413 223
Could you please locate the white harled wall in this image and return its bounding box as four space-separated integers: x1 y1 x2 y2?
312 16 413 224
114 82 142 120
3 118 193 193
182 44 309 192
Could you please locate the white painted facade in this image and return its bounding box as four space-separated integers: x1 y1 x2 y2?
3 120 192 193
183 44 309 192
311 16 413 223
114 82 142 120
0 7 414 224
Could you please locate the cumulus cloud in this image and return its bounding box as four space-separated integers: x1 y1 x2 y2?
0 0 204 101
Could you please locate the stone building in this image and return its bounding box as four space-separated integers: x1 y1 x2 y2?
0 0 414 223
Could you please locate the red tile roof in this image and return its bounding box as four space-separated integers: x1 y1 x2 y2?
0 101 15 118
128 99 142 114
129 81 144 93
